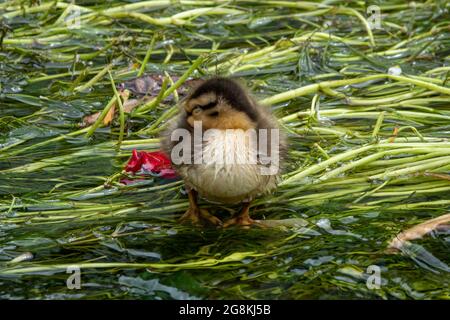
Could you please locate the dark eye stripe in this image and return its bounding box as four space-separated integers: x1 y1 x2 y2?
200 101 217 110
186 101 217 116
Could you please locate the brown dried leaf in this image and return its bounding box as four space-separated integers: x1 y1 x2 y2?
388 213 450 250
388 126 399 143
423 172 450 181
82 74 203 127
124 98 145 113
82 112 100 127
103 104 116 125
81 97 147 127
118 74 203 100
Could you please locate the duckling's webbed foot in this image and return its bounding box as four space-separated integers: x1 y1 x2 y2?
179 190 222 226
223 202 265 229
179 208 222 226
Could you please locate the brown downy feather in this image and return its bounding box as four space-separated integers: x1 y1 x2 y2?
160 77 287 204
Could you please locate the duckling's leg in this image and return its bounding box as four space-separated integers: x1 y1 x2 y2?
223 201 264 228
179 189 222 226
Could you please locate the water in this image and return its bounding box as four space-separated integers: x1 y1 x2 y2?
0 1 449 300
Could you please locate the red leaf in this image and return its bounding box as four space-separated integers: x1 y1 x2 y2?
157 168 178 179
124 149 177 179
124 149 144 173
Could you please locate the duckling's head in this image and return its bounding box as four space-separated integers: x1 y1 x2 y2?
182 77 259 130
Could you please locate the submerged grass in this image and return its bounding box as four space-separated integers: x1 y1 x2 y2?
0 1 449 299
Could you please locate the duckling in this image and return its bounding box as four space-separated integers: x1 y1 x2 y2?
161 77 286 227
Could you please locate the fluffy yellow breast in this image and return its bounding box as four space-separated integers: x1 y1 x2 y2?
178 129 278 204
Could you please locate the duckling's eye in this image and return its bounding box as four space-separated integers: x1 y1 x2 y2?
192 105 202 115
209 111 219 117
